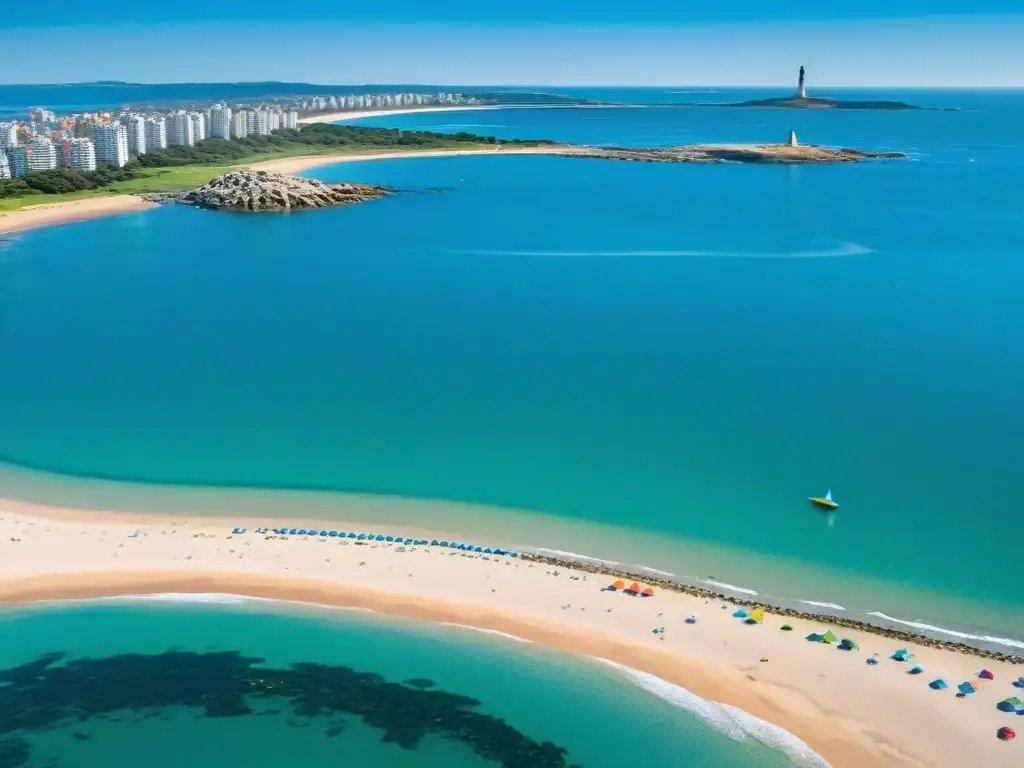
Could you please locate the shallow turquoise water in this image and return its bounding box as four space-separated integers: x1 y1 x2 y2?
1 93 1023 639
0 600 796 768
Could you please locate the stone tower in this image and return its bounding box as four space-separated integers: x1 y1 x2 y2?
798 66 807 98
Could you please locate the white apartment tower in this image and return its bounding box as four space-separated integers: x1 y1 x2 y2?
209 105 232 139
124 115 146 157
67 138 97 171
91 123 129 167
283 110 298 130
230 111 248 139
26 137 58 171
253 109 270 136
166 112 195 147
245 110 256 135
0 122 17 149
189 112 206 142
0 149 10 179
145 117 168 151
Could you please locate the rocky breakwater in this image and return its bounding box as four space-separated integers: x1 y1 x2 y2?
179 171 391 212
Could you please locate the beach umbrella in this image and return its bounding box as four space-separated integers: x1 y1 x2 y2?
288 528 297 535
328 531 338 537
347 532 357 538
997 727 1016 741
958 681 978 694
484 548 493 554
685 615 699 623
866 657 879 665
319 530 328 537
929 679 948 690
838 638 859 651
806 633 825 642
628 583 641 594
892 649 910 661
908 664 924 675
376 535 385 542
384 535 394 542
821 631 838 644
780 624 793 631
611 580 625 590
978 669 995 680
511 552 518 558
732 609 748 618
1013 677 1024 689
642 587 655 597
748 608 765 623
998 697 1024 713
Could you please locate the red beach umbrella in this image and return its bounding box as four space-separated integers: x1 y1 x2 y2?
997 727 1015 741
628 583 641 594
979 669 995 680
641 587 655 597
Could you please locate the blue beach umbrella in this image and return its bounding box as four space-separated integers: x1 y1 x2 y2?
328 531 338 537
892 649 911 662
510 553 519 558
1013 677 1024 689
385 536 394 542
474 546 483 552
732 609 748 618
431 539 439 546
288 529 297 535
298 529 308 536
929 679 948 690
357 534 367 540
319 530 328 537
375 535 385 541
908 664 924 675
347 532 356 538
958 681 978 695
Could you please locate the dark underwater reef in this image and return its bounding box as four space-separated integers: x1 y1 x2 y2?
0 650 582 768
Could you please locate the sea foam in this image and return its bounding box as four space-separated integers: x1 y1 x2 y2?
437 622 531 643
798 600 847 611
865 612 1024 650
594 658 831 768
700 580 759 596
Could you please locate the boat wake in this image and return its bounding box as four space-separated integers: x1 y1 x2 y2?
594 658 831 768
451 242 874 259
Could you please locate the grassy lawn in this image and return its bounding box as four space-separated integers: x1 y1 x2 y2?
0 141 507 212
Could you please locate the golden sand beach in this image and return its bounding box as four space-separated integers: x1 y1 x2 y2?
0 195 156 235
1 496 1019 768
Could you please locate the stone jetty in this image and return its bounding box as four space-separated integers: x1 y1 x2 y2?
519 553 1023 665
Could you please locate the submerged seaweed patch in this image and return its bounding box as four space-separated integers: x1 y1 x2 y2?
0 650 581 768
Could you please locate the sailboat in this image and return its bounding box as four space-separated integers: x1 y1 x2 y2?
809 490 838 510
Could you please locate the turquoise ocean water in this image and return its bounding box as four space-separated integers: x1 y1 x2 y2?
0 599 801 768
1 89 1023 645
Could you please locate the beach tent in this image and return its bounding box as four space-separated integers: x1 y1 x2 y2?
997 697 1024 713
892 649 911 661
780 624 793 631
929 679 948 690
958 681 978 694
806 633 826 642
909 664 924 675
997 727 1015 741
978 669 995 680
838 638 859 651
642 587 655 597
821 631 838 644
732 609 748 618
1014 677 1024 689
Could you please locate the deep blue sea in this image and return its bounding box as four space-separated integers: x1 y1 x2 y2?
1 88 1023 669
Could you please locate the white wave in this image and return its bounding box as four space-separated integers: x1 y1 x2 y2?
103 593 253 605
438 622 531 643
636 565 676 577
526 547 620 565
701 580 759 596
594 658 830 768
865 612 1024 650
798 601 847 611
452 242 874 260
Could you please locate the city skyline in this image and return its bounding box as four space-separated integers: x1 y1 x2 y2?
3 14 1024 87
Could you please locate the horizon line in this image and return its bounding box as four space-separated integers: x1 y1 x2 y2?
3 81 1024 90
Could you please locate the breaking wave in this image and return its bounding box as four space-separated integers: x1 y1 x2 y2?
865 612 1024 650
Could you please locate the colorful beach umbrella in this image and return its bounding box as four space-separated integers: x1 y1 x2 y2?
821 631 838 644
748 608 765 623
978 669 995 680
929 679 948 690
628 583 641 594
997 727 1016 741
611 580 626 590
997 697 1024 713
1013 677 1024 689
641 587 655 597
958 681 978 694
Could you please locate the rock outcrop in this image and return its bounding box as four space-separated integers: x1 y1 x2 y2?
179 171 391 212
556 143 905 165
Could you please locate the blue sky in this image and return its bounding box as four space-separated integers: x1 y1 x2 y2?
4 5 1023 86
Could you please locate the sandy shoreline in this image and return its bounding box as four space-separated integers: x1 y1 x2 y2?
2 504 1020 768
0 194 155 235
244 145 568 174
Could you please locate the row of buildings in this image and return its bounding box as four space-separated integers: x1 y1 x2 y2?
1 105 299 179
297 92 474 112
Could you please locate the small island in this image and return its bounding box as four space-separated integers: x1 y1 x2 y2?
698 66 953 111
561 139 904 164
170 171 391 212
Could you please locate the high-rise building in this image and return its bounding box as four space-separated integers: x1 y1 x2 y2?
0 149 10 179
230 111 248 139
7 147 29 177
123 115 146 157
166 111 195 147
0 122 17 148
245 110 256 135
188 112 206 142
253 109 270 136
145 117 168 151
73 115 98 138
25 137 58 171
67 138 97 171
209 105 232 139
28 107 57 124
283 110 299 130
91 123 129 167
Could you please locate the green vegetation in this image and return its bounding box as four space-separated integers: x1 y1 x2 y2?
0 124 554 210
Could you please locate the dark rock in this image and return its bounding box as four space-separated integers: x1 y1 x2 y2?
178 171 391 212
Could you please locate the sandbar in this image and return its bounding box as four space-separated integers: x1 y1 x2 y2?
0 195 156 236
1 497 1019 768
